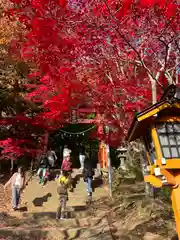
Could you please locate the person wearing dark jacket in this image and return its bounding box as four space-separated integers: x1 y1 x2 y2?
39 154 49 168
37 154 50 185
83 153 94 202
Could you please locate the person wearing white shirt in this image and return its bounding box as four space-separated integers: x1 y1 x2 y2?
79 145 85 170
4 167 25 210
63 145 71 158
47 148 57 168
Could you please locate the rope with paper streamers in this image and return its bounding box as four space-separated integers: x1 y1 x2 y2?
58 125 96 136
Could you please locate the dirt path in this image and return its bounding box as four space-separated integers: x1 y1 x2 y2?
0 172 177 239
20 171 105 214
0 169 111 239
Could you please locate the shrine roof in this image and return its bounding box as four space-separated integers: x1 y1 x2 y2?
126 100 180 142
126 84 180 142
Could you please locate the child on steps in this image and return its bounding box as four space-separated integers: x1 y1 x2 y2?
61 155 73 192
56 171 70 220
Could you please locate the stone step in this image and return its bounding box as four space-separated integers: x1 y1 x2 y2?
0 216 112 239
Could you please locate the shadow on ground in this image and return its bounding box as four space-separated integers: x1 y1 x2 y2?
171 234 178 240
32 193 52 207
0 204 93 228
92 177 103 192
15 206 28 212
72 174 81 190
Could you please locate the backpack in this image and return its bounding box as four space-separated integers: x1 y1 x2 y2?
57 176 69 195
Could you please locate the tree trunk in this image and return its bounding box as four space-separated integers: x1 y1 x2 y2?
151 78 157 104
176 55 179 84
10 159 14 173
44 131 49 153
30 158 34 171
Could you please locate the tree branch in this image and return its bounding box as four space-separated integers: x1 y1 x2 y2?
103 0 163 87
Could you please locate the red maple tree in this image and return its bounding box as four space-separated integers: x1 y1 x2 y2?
67 0 180 144
2 0 179 154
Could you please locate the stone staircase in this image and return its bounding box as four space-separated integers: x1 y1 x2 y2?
0 169 110 239
0 215 112 239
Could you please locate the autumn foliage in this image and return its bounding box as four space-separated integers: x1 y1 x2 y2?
0 0 179 159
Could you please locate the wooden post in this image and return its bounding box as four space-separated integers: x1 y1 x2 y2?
103 142 107 168
171 186 180 239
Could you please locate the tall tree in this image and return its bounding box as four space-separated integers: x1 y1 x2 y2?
0 1 46 162
6 0 180 148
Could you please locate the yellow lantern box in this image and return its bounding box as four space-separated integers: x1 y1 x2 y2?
127 84 180 238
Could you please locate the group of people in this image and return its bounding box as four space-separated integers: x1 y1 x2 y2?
37 145 86 186
56 145 95 219
61 145 94 199
37 148 57 185
4 144 95 220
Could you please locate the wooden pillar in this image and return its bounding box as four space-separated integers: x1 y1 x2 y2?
103 142 108 168
98 141 108 168
171 186 180 239
96 112 108 169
